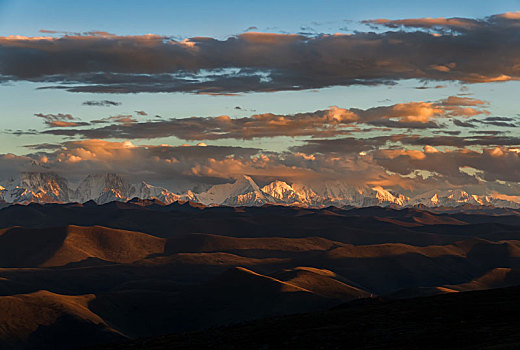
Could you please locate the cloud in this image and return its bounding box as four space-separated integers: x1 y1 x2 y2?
34 113 89 128
1 12 520 93
453 119 476 128
91 114 138 125
475 116 518 128
291 134 520 155
363 12 520 32
82 100 122 107
0 153 45 180
373 146 520 183
11 139 265 189
290 137 390 154
11 139 410 191
20 97 487 140
3 137 520 196
400 135 520 147
363 17 481 32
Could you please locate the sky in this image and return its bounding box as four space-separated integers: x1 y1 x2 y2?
1 0 520 197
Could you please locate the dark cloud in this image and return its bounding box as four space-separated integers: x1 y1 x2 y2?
34 113 89 128
397 135 520 147
23 143 63 150
1 12 519 93
291 134 520 155
367 119 444 129
471 130 505 135
434 130 461 135
82 100 122 107
0 154 45 180
290 136 391 154
474 116 518 128
453 119 476 128
363 12 518 33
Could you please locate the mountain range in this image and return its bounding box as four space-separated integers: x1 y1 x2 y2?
1 172 519 208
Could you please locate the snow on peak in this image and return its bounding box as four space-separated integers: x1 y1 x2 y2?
71 173 184 204
73 173 130 203
371 186 409 206
196 175 267 205
1 171 520 209
261 181 317 205
407 189 520 208
2 172 70 203
262 181 296 199
431 194 439 206
128 181 181 204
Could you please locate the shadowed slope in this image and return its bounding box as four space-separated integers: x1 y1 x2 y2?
95 285 520 350
0 290 126 350
0 226 165 267
88 267 338 338
165 233 340 255
385 286 459 299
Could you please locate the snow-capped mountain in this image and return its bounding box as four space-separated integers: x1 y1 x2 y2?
194 178 518 208
195 175 275 206
129 181 187 204
71 173 185 204
409 189 520 209
196 177 410 207
0 172 71 203
72 173 129 203
293 182 408 207
0 172 183 205
1 172 520 209
261 180 311 205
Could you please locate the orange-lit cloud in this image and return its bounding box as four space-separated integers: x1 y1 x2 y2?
0 137 518 197
1 12 520 93
34 113 89 128
21 97 488 140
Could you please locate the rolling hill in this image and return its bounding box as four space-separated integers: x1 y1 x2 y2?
0 203 520 348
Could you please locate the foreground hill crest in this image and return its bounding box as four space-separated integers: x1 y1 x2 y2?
0 172 519 208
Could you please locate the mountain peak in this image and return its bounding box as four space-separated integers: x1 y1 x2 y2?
261 181 304 205
1 172 70 203
236 175 261 191
1 172 520 209
196 175 264 205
